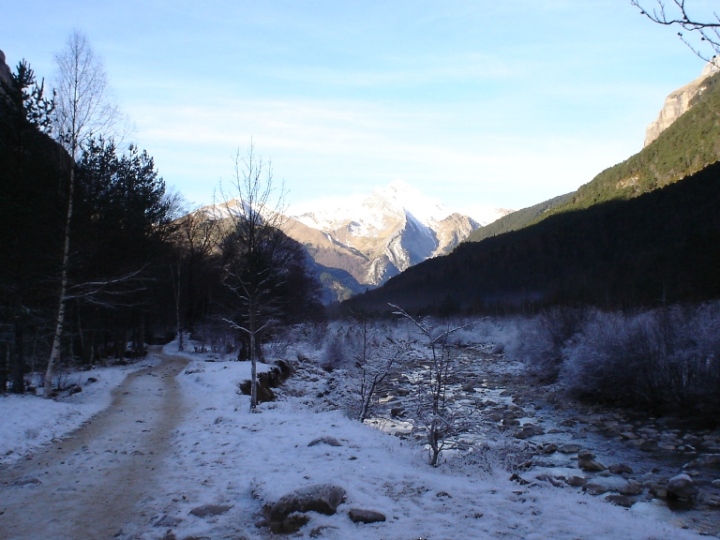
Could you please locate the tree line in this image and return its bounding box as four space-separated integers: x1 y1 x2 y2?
0 33 323 397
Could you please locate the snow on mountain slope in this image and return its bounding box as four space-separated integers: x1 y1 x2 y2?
290 181 500 290
196 181 511 301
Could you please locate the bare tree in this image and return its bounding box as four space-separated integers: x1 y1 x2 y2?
391 304 474 467
220 142 287 410
631 0 720 60
169 204 220 352
353 318 402 423
45 31 119 397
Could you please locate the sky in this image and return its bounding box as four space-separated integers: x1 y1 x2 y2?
1 1 715 218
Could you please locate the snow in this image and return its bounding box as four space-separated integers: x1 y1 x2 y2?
0 340 706 539
0 357 157 465
293 181 513 231
294 180 453 232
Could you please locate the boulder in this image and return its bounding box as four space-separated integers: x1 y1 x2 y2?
269 484 346 532
609 463 634 475
189 504 233 518
666 474 698 501
348 508 386 524
578 458 606 472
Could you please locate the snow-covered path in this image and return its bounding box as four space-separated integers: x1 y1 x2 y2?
0 352 188 540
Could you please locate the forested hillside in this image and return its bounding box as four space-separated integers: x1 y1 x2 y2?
344 160 720 315
0 51 323 395
465 71 720 245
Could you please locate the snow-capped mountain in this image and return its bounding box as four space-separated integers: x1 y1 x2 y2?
286 181 508 299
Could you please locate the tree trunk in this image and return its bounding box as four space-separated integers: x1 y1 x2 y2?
45 167 74 398
12 322 25 394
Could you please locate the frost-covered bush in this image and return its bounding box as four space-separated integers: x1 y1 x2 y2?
512 306 588 383
319 323 364 371
560 303 720 420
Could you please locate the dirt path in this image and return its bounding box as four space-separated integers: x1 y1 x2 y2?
0 352 189 540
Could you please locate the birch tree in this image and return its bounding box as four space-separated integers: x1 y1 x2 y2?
45 31 118 397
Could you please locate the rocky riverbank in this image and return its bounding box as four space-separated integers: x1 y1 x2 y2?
291 343 720 537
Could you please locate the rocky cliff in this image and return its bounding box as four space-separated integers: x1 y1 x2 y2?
0 50 13 88
644 59 720 147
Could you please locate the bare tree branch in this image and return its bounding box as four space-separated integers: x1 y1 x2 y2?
631 0 720 60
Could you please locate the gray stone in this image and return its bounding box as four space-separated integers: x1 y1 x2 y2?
513 424 545 439
189 504 233 518
559 443 582 454
153 515 182 527
270 484 346 528
605 494 636 508
578 458 606 472
348 508 386 524
609 463 634 475
271 512 310 534
12 476 41 487
566 475 586 487
308 436 342 447
666 473 698 501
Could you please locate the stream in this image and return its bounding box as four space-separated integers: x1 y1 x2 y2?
363 344 720 537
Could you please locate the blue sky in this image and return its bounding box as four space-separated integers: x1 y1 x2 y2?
0 1 712 216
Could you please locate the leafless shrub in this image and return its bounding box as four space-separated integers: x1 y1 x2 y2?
516 306 589 383
560 302 720 421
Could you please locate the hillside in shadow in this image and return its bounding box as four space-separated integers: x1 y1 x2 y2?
343 160 720 315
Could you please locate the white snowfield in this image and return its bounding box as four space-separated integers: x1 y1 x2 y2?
0 342 706 540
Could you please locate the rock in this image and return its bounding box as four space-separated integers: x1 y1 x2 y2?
348 508 386 524
271 512 310 534
577 450 595 460
12 476 41 486
509 473 530 485
269 484 346 532
559 443 582 454
666 474 698 501
566 476 586 488
684 453 720 469
308 436 342 447
535 473 566 488
0 50 12 87
153 515 182 527
513 424 545 439
585 475 629 495
578 458 606 472
649 484 668 499
609 463 634 475
310 525 339 537
160 530 176 540
390 407 405 418
639 440 659 452
619 480 644 496
189 504 233 518
541 443 558 454
605 494 636 508
644 58 720 146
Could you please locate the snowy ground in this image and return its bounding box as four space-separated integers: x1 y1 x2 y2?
0 338 709 539
0 356 158 465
